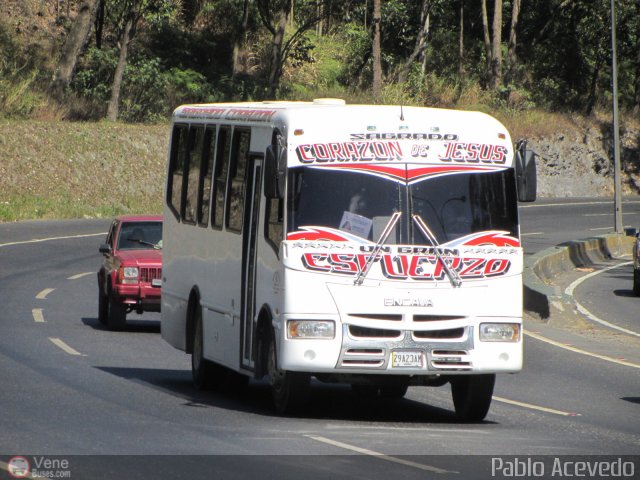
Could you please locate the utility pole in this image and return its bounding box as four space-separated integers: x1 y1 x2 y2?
611 0 623 233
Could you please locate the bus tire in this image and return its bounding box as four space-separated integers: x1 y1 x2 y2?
633 268 640 296
268 335 310 414
380 384 409 399
351 385 379 398
106 287 126 331
191 304 222 390
450 374 495 422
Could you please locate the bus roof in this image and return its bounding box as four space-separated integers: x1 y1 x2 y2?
172 100 508 133
172 100 514 170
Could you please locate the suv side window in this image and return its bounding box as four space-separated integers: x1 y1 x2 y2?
106 220 118 250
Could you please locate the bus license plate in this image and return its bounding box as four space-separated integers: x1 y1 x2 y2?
391 351 423 368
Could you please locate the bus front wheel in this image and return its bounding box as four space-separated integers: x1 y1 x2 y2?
450 374 495 422
268 336 310 414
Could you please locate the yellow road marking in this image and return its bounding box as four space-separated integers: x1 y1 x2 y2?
67 272 94 280
305 435 457 474
32 308 45 323
49 337 84 356
525 330 640 370
36 288 55 299
493 396 580 417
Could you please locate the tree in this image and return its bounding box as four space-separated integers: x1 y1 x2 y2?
51 0 102 99
505 0 521 83
106 0 176 121
397 0 431 84
372 0 382 101
256 0 327 97
481 0 503 90
106 6 137 121
232 0 251 78
634 0 640 114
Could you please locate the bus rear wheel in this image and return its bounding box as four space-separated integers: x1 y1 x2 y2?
268 336 310 414
450 374 495 422
191 305 223 390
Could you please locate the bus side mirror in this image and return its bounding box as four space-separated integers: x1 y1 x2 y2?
515 141 537 202
265 145 286 199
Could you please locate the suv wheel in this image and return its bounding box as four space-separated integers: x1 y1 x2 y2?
98 283 108 325
106 286 127 331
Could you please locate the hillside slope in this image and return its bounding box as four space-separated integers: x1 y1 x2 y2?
0 121 168 221
1 116 638 222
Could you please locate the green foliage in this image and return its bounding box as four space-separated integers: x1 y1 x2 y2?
1 0 640 119
72 48 218 122
0 20 47 118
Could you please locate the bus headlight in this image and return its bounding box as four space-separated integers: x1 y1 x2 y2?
287 320 335 339
119 266 139 284
479 323 520 342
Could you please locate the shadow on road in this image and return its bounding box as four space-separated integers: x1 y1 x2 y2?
82 316 161 333
613 288 636 298
94 366 489 425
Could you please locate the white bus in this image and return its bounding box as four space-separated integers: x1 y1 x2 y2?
161 99 536 421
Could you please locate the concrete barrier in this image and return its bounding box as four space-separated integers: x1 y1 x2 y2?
523 233 635 319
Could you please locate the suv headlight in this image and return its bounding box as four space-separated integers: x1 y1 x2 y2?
119 266 139 284
479 323 520 342
287 320 335 339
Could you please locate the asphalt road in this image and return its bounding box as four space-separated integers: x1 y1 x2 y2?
1 203 639 479
519 196 640 254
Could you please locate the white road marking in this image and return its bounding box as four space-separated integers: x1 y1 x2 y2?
492 396 580 417
49 337 85 356
521 232 544 236
304 435 457 474
589 227 615 231
32 308 45 323
525 330 640 370
35 288 55 299
565 261 640 338
67 272 94 280
520 200 640 209
0 232 106 248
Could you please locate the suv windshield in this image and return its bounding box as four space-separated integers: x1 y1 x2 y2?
118 221 163 250
287 167 518 245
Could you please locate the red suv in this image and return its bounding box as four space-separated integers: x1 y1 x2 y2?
98 215 163 330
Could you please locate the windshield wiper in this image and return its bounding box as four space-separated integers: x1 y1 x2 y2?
354 211 401 286
411 215 462 288
127 237 159 249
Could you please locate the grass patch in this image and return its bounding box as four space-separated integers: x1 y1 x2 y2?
0 120 168 222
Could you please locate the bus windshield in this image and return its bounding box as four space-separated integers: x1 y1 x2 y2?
287 167 518 245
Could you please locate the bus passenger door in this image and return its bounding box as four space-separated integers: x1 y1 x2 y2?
241 157 262 370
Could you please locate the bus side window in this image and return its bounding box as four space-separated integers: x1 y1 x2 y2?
182 126 204 224
226 129 251 232
167 124 188 219
198 126 215 227
212 126 231 229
